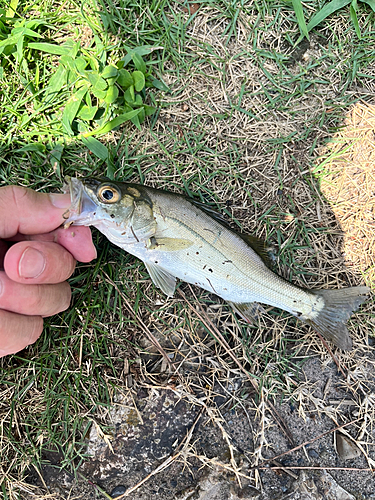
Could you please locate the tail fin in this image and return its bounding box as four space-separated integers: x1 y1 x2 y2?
306 286 370 350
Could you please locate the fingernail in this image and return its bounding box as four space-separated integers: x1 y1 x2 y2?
49 193 71 209
19 248 46 279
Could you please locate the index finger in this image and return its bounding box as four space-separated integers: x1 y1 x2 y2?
0 185 71 238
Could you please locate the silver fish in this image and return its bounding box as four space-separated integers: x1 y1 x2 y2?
64 177 370 350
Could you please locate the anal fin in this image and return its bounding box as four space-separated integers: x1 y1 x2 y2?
228 301 265 324
144 262 177 297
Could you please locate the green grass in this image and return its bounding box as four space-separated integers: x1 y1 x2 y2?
1 0 375 497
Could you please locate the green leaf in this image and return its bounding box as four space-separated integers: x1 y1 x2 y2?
104 84 119 104
124 84 135 103
101 64 118 79
45 64 67 95
15 143 46 153
60 54 76 72
144 104 156 116
87 72 107 91
62 86 87 135
137 107 145 124
78 105 98 120
149 77 169 92
117 68 133 88
91 87 107 99
292 0 309 39
6 0 19 18
134 94 143 106
306 0 351 31
130 113 141 130
84 108 141 136
16 27 42 38
16 33 24 62
122 45 156 66
88 54 99 71
361 0 375 12
132 70 145 91
132 53 147 74
74 57 87 74
81 136 109 160
28 42 73 56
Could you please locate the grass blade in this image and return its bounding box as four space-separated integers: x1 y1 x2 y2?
350 0 361 38
81 136 109 160
306 0 352 31
83 108 141 136
292 0 309 39
28 42 74 56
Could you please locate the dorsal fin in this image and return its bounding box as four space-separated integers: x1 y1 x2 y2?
238 233 274 268
188 198 232 228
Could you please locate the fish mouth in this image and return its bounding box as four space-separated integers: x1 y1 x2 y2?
63 177 98 227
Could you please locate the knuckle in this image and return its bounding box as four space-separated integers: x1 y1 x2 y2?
31 285 47 313
60 282 72 312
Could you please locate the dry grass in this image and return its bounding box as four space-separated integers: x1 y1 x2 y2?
319 101 375 287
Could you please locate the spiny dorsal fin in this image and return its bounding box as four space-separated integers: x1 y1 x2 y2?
188 198 232 228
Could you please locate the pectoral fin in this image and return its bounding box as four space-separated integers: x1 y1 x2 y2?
228 301 265 324
147 237 193 252
144 262 177 297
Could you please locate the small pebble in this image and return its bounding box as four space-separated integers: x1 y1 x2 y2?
307 448 319 459
111 485 127 498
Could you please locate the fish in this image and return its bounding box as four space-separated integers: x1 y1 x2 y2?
63 176 370 350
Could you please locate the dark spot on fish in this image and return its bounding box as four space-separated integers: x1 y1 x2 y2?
196 252 199 255
187 253 189 256
93 212 96 216
222 260 232 264
226 275 230 279
203 265 207 270
155 261 158 264
296 312 302 317
206 278 217 294
110 213 115 219
208 268 213 273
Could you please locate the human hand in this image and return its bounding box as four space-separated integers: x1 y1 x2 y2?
0 185 97 358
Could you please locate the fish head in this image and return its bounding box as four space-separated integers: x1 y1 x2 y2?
63 177 136 229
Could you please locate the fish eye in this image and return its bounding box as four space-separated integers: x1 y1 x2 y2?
98 185 121 204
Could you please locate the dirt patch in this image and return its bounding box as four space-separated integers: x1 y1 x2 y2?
25 356 375 499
